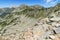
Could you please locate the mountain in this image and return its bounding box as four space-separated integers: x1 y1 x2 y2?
0 3 60 40
0 7 15 17
0 3 60 27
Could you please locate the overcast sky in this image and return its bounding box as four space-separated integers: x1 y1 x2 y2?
0 0 60 8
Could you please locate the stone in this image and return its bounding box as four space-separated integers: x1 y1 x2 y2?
49 17 60 22
54 27 60 34
49 35 55 39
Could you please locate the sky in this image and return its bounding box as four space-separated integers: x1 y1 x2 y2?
0 0 60 8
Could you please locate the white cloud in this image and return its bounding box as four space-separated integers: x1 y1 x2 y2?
44 0 57 3
46 0 52 3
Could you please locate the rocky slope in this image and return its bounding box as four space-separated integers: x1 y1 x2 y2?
0 3 60 40
0 14 60 40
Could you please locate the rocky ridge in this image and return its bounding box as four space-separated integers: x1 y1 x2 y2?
0 3 60 40
0 13 60 40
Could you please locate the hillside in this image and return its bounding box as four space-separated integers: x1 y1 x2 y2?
0 3 60 40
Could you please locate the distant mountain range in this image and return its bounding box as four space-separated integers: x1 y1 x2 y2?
0 3 60 17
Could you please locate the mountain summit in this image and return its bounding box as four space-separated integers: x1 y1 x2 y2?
0 3 60 40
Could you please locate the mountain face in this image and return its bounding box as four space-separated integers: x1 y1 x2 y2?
0 3 60 18
0 7 15 17
0 3 60 40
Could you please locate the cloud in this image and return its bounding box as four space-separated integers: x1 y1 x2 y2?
44 0 57 3
42 0 58 7
46 0 52 3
